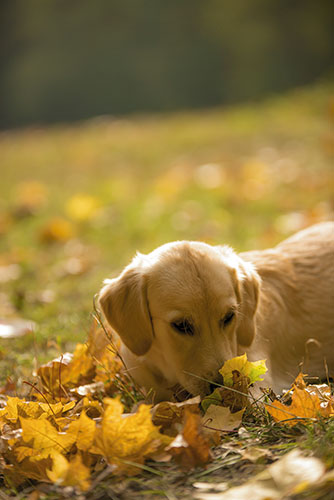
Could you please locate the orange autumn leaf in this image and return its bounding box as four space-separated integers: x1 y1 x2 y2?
266 374 334 425
167 410 211 469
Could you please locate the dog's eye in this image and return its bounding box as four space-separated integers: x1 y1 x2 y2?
221 311 235 328
171 320 194 336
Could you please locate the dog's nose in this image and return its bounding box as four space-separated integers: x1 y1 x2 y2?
209 383 218 393
209 373 224 393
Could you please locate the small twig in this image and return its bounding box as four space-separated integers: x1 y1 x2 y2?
88 464 115 491
22 381 58 419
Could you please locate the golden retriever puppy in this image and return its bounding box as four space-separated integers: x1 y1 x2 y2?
99 222 334 401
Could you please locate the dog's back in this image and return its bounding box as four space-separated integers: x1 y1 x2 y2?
244 222 334 387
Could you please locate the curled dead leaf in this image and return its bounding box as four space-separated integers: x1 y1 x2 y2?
151 396 201 434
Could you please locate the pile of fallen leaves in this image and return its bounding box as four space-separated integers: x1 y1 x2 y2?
0 322 333 494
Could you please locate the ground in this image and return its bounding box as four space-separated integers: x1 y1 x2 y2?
0 82 333 498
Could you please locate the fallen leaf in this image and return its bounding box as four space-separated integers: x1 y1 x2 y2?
219 353 267 388
218 370 250 412
47 452 90 491
0 377 16 395
0 318 35 339
201 388 222 413
20 417 76 460
167 410 211 469
194 449 327 500
91 397 171 473
203 370 250 414
4 457 52 487
266 374 334 425
240 446 273 463
37 344 95 395
202 406 244 432
151 396 201 434
66 410 96 451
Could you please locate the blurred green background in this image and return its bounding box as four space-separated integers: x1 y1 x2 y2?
0 1 333 383
0 0 333 128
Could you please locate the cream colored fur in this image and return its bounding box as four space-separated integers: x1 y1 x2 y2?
99 222 334 401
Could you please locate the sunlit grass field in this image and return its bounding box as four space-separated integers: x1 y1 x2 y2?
0 82 333 384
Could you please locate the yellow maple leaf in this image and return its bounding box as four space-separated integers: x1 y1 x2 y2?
20 417 76 459
67 410 96 451
14 446 38 463
0 396 21 421
91 397 171 472
0 397 73 423
82 395 104 411
38 344 95 394
219 353 267 387
47 452 90 491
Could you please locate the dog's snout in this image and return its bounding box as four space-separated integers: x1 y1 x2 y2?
209 372 224 393
209 382 218 393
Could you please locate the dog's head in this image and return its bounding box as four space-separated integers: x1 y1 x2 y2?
99 241 260 400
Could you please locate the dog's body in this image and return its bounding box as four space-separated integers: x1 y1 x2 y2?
99 222 334 401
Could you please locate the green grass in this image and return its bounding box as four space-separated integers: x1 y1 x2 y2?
0 79 333 499
0 81 333 384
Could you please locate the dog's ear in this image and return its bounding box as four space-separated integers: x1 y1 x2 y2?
234 259 260 347
215 246 261 347
98 260 153 356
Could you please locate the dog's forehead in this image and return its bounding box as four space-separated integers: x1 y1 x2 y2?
146 242 235 308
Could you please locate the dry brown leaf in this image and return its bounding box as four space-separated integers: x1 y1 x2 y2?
218 371 250 412
202 406 244 432
4 456 52 487
151 396 201 434
37 344 95 395
195 449 328 500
